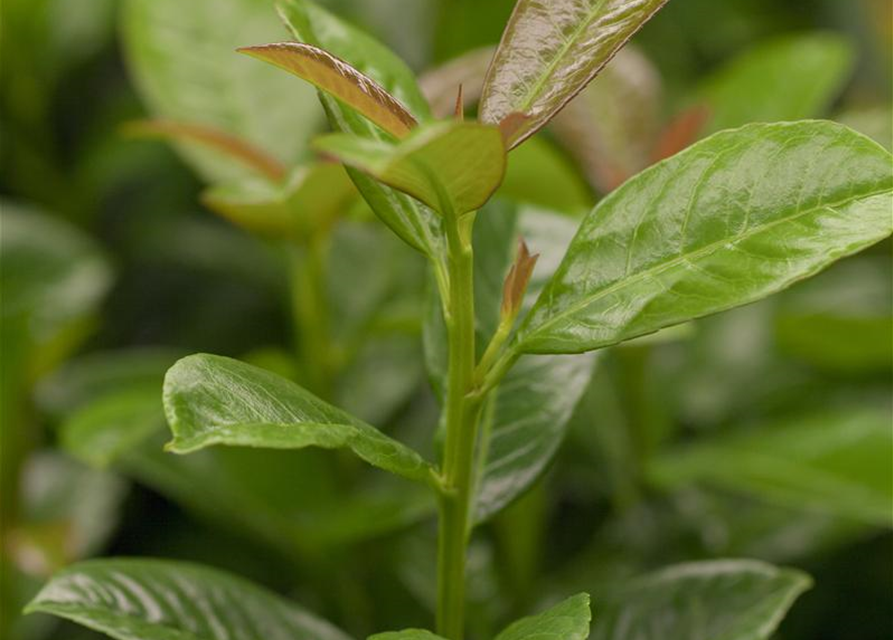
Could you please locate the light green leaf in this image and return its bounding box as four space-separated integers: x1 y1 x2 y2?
370 631 447 640
239 42 418 139
276 0 445 260
495 592 591 640
590 560 812 640
25 558 351 640
122 0 322 182
648 409 893 527
314 121 505 216
499 136 592 213
163 353 438 486
479 0 671 148
201 163 355 239
698 33 855 134
516 121 893 354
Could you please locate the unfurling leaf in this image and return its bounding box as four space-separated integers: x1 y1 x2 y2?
515 121 893 354
26 558 351 640
239 42 418 139
495 592 591 640
314 121 506 215
501 238 539 320
480 0 672 148
121 119 288 181
163 354 438 487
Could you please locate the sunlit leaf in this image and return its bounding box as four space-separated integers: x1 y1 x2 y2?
480 0 671 148
516 121 893 354
495 592 591 640
314 121 505 215
26 558 351 640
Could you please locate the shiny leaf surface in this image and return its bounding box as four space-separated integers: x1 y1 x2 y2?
26 558 351 640
479 0 671 148
516 121 893 354
314 121 505 215
239 42 418 139
163 354 437 486
495 592 591 640
590 560 811 640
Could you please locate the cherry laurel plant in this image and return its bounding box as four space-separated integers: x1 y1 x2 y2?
25 0 892 639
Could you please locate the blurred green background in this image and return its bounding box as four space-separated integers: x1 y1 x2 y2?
1 1 891 639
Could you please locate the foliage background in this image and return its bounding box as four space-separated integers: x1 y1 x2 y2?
1 0 890 639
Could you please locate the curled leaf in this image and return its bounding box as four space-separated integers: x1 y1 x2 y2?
501 238 540 320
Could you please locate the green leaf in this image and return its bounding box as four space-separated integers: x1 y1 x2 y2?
516 121 893 354
648 408 893 527
589 560 812 640
698 33 855 134
201 163 355 239
25 558 351 640
495 592 591 640
479 0 671 148
163 353 438 486
239 42 418 139
499 136 592 213
314 121 506 215
276 0 445 260
370 631 447 640
122 0 323 182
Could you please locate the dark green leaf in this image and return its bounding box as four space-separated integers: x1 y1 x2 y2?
314 121 505 215
370 631 446 640
495 592 591 640
590 560 811 640
163 354 438 486
480 0 671 148
516 121 893 354
26 558 351 640
649 409 893 527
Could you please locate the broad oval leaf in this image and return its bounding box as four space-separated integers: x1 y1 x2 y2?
276 0 445 260
479 0 671 148
26 558 351 640
495 592 591 640
516 121 893 354
164 353 438 487
590 560 812 640
239 42 418 139
314 121 506 215
648 408 893 527
122 0 322 182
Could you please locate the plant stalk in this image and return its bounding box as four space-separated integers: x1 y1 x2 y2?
436 212 480 640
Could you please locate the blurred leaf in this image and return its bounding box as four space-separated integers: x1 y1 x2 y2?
551 46 663 192
240 42 419 138
479 0 670 148
277 0 446 261
498 137 591 213
202 163 355 239
122 0 323 182
371 632 446 640
26 558 351 640
774 257 892 373
495 593 591 640
314 121 505 215
515 122 893 354
837 106 893 151
420 47 496 118
697 33 855 133
649 409 893 527
164 354 438 486
590 560 811 640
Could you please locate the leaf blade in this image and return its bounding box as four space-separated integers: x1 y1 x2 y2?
495 592 591 640
517 121 893 354
480 0 671 148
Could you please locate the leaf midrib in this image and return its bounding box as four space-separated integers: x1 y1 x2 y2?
519 186 891 348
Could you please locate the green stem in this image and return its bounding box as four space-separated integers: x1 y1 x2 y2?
290 231 333 398
436 212 480 640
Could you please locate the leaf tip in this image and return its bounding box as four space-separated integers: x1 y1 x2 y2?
501 237 539 319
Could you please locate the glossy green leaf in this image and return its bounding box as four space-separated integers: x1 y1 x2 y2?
698 33 855 134
516 121 893 354
122 0 322 182
276 0 445 260
649 409 893 527
314 121 506 215
201 163 355 238
370 631 446 640
239 42 419 139
495 592 591 640
479 0 671 148
163 353 438 486
26 558 351 640
589 560 812 640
